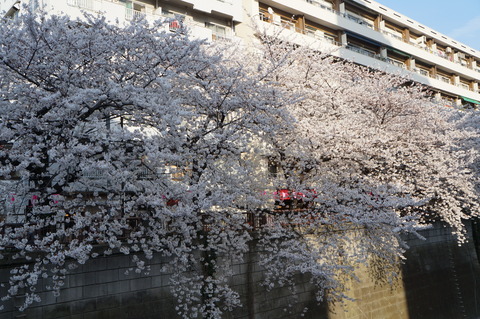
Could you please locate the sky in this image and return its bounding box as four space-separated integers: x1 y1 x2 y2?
376 0 480 51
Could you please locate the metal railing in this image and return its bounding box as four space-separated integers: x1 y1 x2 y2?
386 58 406 68
436 75 451 84
259 13 342 46
346 44 377 58
125 8 146 21
381 30 403 41
414 68 429 77
346 14 374 29
67 0 94 10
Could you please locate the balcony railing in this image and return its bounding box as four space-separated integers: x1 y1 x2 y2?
125 8 146 21
436 75 451 84
386 58 406 68
346 14 374 29
381 30 403 41
259 13 341 46
438 99 456 107
305 0 336 13
346 44 377 59
414 68 430 77
67 0 94 10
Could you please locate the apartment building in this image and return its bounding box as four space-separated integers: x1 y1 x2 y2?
2 0 480 107
247 0 480 107
0 0 244 42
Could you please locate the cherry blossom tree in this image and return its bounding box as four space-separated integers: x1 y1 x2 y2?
255 34 479 265
0 11 291 315
0 10 477 318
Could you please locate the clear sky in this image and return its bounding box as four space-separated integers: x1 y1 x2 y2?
376 0 480 51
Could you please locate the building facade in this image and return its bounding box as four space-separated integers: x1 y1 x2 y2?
2 0 480 107
250 0 480 107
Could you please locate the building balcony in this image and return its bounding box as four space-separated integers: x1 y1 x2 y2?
386 57 406 69
436 75 451 84
413 67 429 77
257 17 342 50
170 0 243 22
345 44 382 60
268 0 480 80
259 16 480 101
262 1 480 101
62 0 236 42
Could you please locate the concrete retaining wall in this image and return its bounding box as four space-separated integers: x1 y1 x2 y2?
328 220 480 319
1 221 479 319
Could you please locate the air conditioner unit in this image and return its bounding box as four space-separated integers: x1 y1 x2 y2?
446 47 452 53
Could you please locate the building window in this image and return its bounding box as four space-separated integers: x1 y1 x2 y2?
162 11 184 31
267 158 279 178
169 19 181 31
205 22 228 41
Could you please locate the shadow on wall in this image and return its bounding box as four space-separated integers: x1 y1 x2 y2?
402 220 480 319
325 220 480 319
